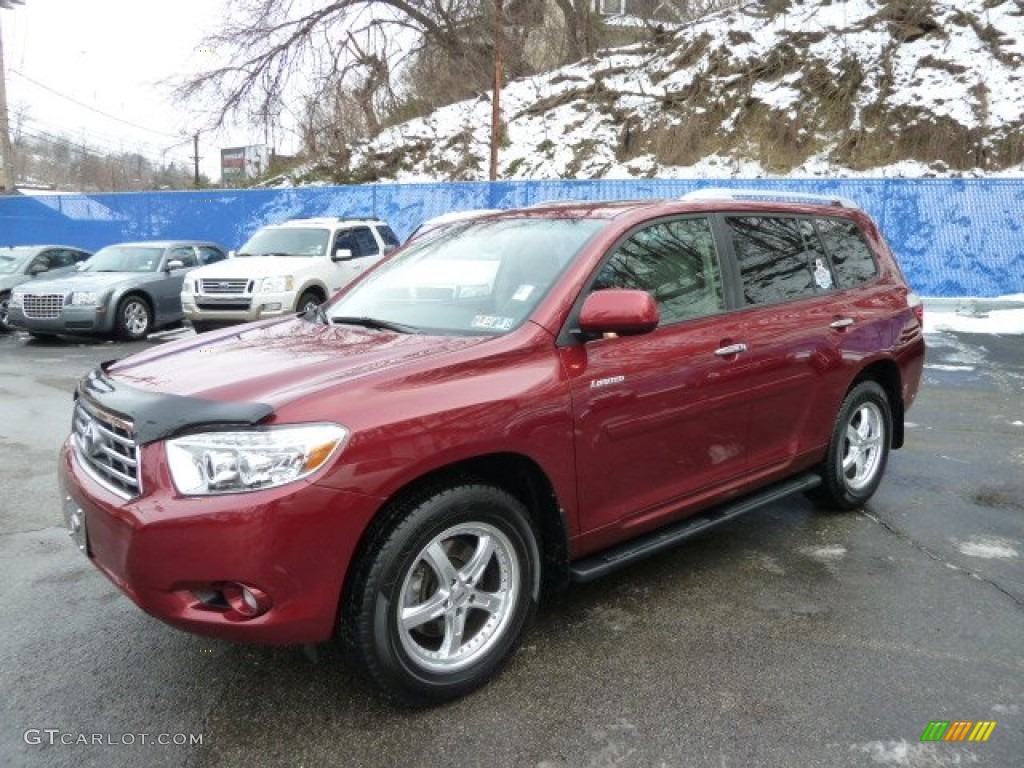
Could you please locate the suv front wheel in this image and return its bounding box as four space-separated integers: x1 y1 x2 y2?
347 483 540 706
814 380 892 510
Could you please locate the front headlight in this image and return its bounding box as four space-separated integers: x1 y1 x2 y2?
70 291 104 305
182 279 194 294
10 291 23 308
166 423 348 495
259 276 294 293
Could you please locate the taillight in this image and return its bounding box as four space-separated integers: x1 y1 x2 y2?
907 292 924 326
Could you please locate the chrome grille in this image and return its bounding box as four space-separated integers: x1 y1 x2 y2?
72 399 141 499
200 278 249 295
23 293 66 319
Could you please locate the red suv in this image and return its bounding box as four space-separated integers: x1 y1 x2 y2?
60 191 925 705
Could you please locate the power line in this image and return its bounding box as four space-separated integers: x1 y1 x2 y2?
8 68 182 139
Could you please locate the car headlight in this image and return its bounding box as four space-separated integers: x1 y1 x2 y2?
182 279 194 294
70 291 105 305
166 423 348 495
9 292 23 308
259 276 294 293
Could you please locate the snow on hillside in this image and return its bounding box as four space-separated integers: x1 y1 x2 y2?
332 0 1024 182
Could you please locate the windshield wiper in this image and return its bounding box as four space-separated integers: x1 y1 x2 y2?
331 316 418 334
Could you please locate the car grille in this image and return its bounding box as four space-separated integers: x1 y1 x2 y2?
23 293 66 319
200 278 250 295
71 399 142 499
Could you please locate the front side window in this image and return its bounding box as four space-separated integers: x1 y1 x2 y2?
727 216 824 305
351 227 380 257
326 217 606 335
166 246 197 268
593 217 725 324
816 218 879 289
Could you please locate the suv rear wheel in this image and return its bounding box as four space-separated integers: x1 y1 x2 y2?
813 380 892 510
347 483 540 706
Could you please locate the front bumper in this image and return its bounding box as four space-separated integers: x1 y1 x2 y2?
8 304 113 334
59 438 383 645
182 290 297 325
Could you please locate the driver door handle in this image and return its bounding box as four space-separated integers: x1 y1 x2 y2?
715 343 748 357
830 317 855 330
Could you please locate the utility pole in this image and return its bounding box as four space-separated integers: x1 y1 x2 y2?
191 131 201 187
489 0 503 181
0 4 24 193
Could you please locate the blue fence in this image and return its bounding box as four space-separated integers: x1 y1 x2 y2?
1 179 1022 297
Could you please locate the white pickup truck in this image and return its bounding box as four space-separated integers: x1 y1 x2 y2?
182 217 400 333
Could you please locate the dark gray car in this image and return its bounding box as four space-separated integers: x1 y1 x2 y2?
0 245 93 331
7 241 227 340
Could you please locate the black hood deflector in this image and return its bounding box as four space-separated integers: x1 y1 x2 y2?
78 363 275 445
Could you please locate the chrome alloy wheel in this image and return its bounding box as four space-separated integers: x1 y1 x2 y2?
840 401 885 491
397 522 520 674
122 300 150 337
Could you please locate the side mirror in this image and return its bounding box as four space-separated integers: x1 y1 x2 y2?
332 248 354 262
28 263 49 276
578 289 659 337
166 259 185 271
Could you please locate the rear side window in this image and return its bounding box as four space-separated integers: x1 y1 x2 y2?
594 216 724 324
377 225 400 248
727 216 828 305
197 246 226 265
816 218 878 289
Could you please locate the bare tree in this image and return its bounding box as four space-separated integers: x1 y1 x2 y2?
177 1 483 135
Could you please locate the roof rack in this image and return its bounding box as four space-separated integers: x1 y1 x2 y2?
680 188 860 209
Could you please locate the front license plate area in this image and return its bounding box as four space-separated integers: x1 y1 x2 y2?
63 495 91 556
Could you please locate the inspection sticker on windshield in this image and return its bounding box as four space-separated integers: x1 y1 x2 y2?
472 315 515 331
511 285 535 302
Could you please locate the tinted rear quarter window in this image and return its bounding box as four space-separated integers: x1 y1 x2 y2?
816 218 879 289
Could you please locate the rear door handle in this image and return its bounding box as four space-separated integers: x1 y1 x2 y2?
715 343 748 357
830 317 855 330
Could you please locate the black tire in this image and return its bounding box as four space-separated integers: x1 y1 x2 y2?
116 295 152 341
346 483 541 706
811 380 892 511
0 292 11 332
190 321 212 335
295 290 322 316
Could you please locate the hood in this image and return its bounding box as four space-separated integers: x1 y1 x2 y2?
106 317 492 409
16 271 145 293
193 256 318 279
0 273 26 292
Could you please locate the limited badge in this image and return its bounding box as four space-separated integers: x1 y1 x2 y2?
814 258 833 290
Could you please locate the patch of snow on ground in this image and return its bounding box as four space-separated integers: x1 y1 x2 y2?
924 296 1024 336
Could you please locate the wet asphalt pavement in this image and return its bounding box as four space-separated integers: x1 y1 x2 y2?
0 324 1021 768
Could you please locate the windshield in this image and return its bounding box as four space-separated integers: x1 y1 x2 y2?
0 249 33 274
325 217 606 335
80 246 164 273
237 227 330 257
